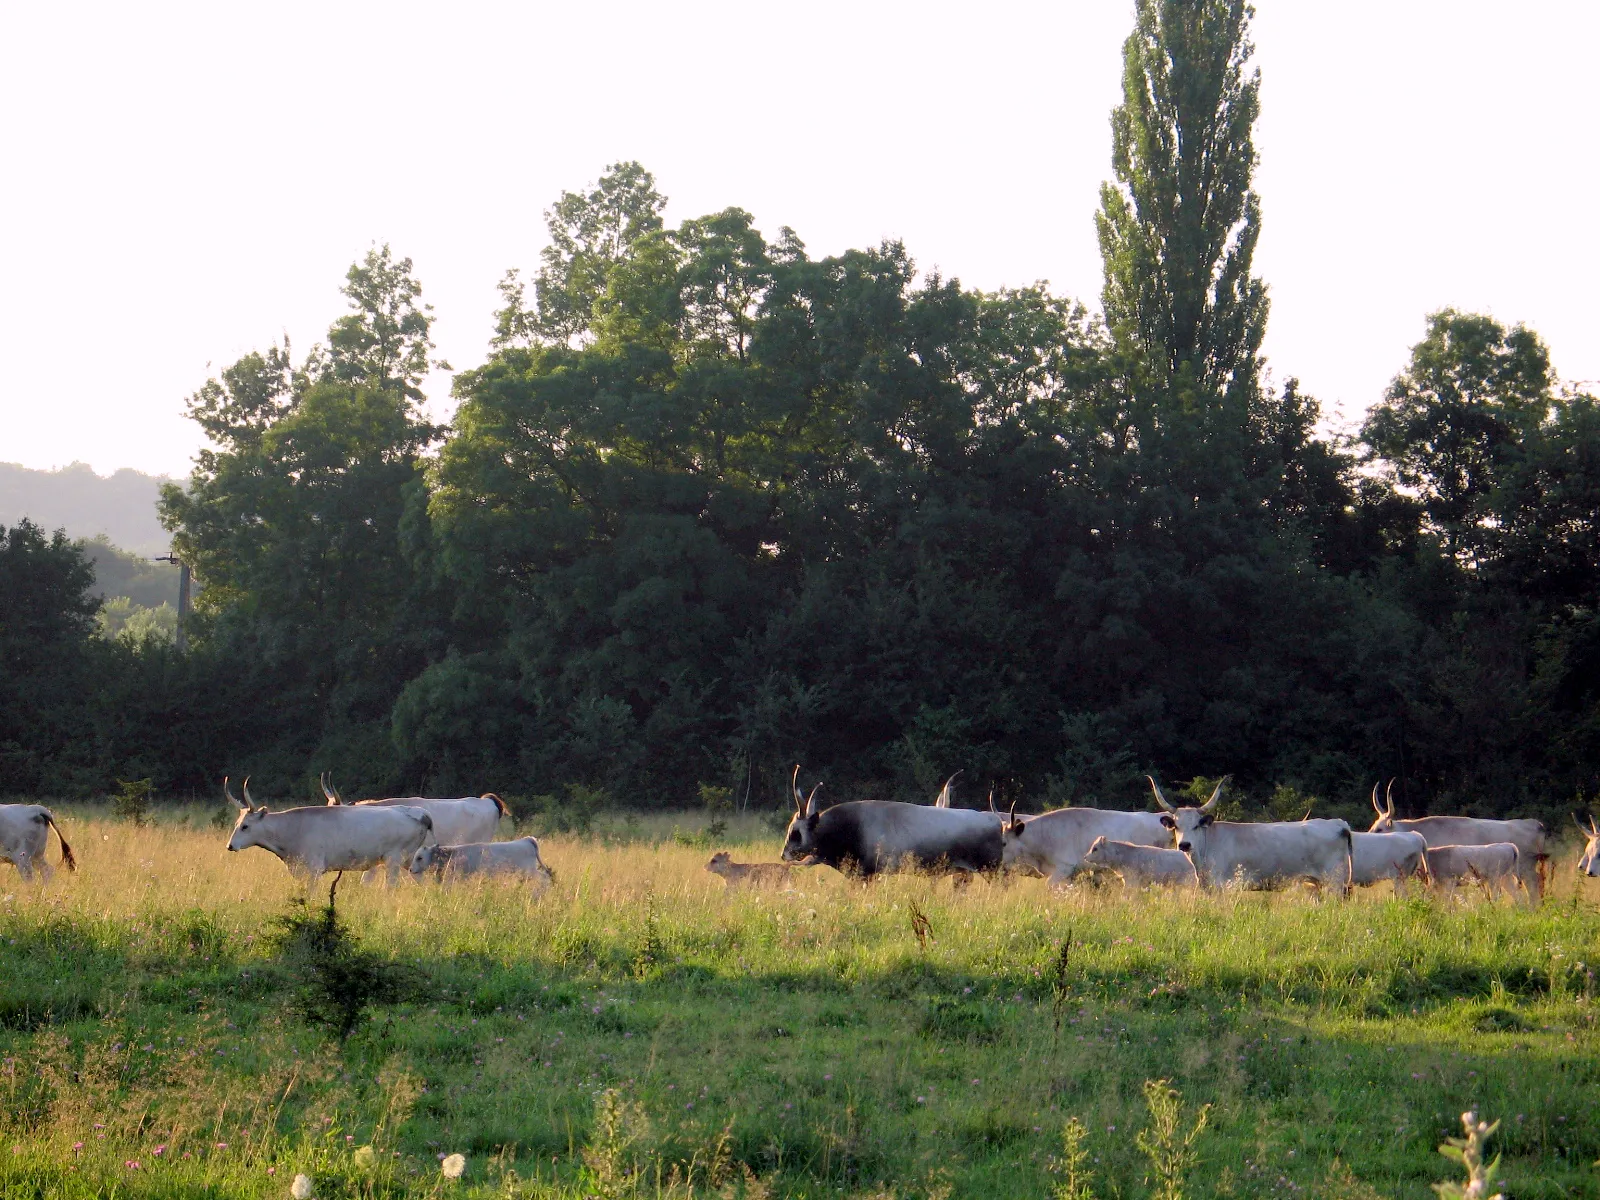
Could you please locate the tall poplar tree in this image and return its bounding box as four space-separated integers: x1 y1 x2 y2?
1096 0 1267 399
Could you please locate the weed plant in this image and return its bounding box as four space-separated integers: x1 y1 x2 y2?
0 811 1597 1198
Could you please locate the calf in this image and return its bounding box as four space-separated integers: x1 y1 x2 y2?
1350 830 1429 893
705 851 804 889
409 837 552 884
1081 836 1197 887
1425 842 1523 900
0 805 76 882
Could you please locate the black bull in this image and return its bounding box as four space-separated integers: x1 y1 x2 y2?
782 801 1003 878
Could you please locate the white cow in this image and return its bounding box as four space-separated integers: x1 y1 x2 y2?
321 774 507 846
1081 835 1198 887
1424 842 1523 901
999 804 1171 885
1577 815 1600 879
1369 781 1547 900
0 804 76 882
1149 777 1352 893
409 837 552 884
225 778 434 886
1349 830 1429 893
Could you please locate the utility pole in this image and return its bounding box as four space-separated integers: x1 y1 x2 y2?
152 553 191 653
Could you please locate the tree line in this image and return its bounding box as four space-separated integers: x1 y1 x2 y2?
4 1 1596 821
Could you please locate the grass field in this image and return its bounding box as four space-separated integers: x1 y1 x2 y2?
1 806 1598 1199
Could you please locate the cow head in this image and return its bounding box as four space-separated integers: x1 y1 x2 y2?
1083 834 1110 865
999 803 1045 875
224 776 270 851
1576 814 1600 878
780 766 824 862
1367 779 1397 833
409 842 439 874
1149 775 1230 857
706 851 731 873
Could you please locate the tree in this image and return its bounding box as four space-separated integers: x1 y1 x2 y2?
159 253 443 795
0 521 100 792
1096 0 1267 400
317 245 446 401
503 162 668 347
1362 309 1553 566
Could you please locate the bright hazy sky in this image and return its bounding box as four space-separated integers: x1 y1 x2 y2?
3 1 1596 480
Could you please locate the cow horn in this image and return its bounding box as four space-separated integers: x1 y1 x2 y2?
1147 775 1175 813
1371 782 1383 817
242 777 259 809
791 764 804 813
1575 814 1591 837
1199 775 1231 814
224 776 248 811
1385 778 1397 818
805 782 822 819
1006 800 1023 835
935 771 962 808
987 787 997 814
1591 814 1600 838
320 771 340 804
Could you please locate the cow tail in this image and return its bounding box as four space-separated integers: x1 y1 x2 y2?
1415 848 1431 886
1341 826 1354 895
483 792 509 819
44 811 76 873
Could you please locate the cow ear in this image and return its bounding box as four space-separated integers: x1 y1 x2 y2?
255 806 268 816
1197 814 1214 828
1159 814 1175 829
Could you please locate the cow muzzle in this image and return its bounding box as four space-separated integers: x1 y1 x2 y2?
1177 842 1192 853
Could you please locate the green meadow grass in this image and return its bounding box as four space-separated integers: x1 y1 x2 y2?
0 808 1597 1199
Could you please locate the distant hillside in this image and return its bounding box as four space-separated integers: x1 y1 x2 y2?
81 536 181 608
0 461 177 557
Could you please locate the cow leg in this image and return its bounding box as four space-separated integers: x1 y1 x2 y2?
11 856 35 884
360 867 382 886
33 857 53 884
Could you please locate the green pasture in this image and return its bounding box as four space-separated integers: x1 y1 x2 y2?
0 809 1597 1199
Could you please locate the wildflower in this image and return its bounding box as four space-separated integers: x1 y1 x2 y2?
72 1143 84 1153
441 1153 466 1179
267 1166 277 1176
216 1142 229 1150
153 1144 167 1156
824 1074 832 1081
125 1160 141 1170
291 1173 314 1199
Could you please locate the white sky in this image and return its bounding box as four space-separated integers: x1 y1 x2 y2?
2 0 1596 479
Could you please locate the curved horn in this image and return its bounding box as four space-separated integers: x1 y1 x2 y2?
1147 775 1175 813
1385 778 1397 818
1575 813 1592 837
1371 782 1383 817
1199 775 1231 814
791 764 803 813
987 787 996 814
804 782 822 819
1590 814 1600 838
224 776 248 811
320 771 340 805
242 776 259 809
935 770 962 808
1006 800 1022 835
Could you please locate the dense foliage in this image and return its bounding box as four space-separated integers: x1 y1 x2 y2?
5 3 1596 819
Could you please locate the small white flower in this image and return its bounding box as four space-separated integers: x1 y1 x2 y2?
441 1153 466 1180
290 1173 314 1200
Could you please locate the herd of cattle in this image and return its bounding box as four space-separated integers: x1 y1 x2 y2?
2 770 1599 905
772 772 1600 903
